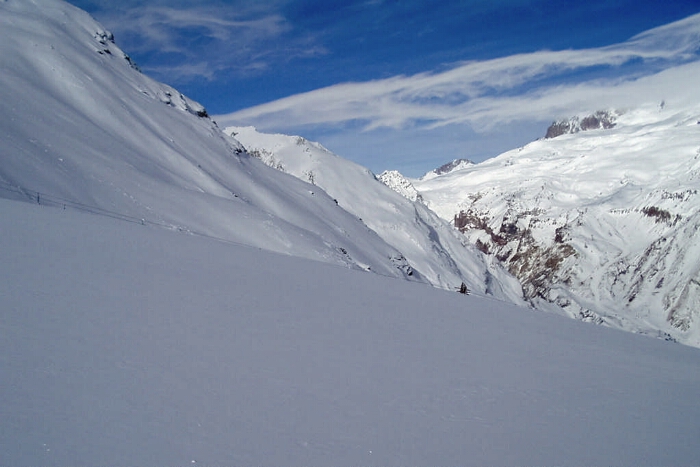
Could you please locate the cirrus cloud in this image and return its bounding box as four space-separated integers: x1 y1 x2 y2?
217 12 700 133
86 1 326 81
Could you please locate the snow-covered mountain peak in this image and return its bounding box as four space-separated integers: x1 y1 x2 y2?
0 0 432 280
544 109 619 138
421 158 475 180
406 100 700 346
377 170 422 203
225 126 524 302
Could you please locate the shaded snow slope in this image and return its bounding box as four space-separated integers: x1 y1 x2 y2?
2 198 700 466
226 126 523 302
0 0 418 279
404 103 700 347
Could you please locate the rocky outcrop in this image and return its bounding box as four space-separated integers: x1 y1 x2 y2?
431 159 474 176
454 209 576 304
545 110 618 138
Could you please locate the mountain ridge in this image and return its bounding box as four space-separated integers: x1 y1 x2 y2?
2 2 700 464
384 103 700 346
225 126 523 302
0 0 429 281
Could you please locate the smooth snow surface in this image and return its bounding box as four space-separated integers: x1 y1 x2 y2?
2 199 700 466
2 2 700 464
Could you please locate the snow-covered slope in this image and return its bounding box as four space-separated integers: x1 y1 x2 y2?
225 126 523 302
0 0 420 279
3 198 700 466
398 104 700 347
377 170 423 203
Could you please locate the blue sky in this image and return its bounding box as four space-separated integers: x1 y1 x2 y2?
68 0 700 176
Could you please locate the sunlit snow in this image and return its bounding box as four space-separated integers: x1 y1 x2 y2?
1 1 700 465
401 104 700 346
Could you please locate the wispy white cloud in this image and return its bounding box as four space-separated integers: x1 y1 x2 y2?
97 2 326 81
113 6 288 51
217 13 700 131
139 61 221 81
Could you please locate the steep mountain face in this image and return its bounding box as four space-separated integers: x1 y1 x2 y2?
395 104 700 346
224 127 524 302
0 0 426 280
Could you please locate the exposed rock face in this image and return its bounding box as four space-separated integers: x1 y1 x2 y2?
545 110 618 138
449 190 700 338
453 208 578 311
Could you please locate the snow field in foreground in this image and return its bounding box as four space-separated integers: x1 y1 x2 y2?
2 199 700 466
